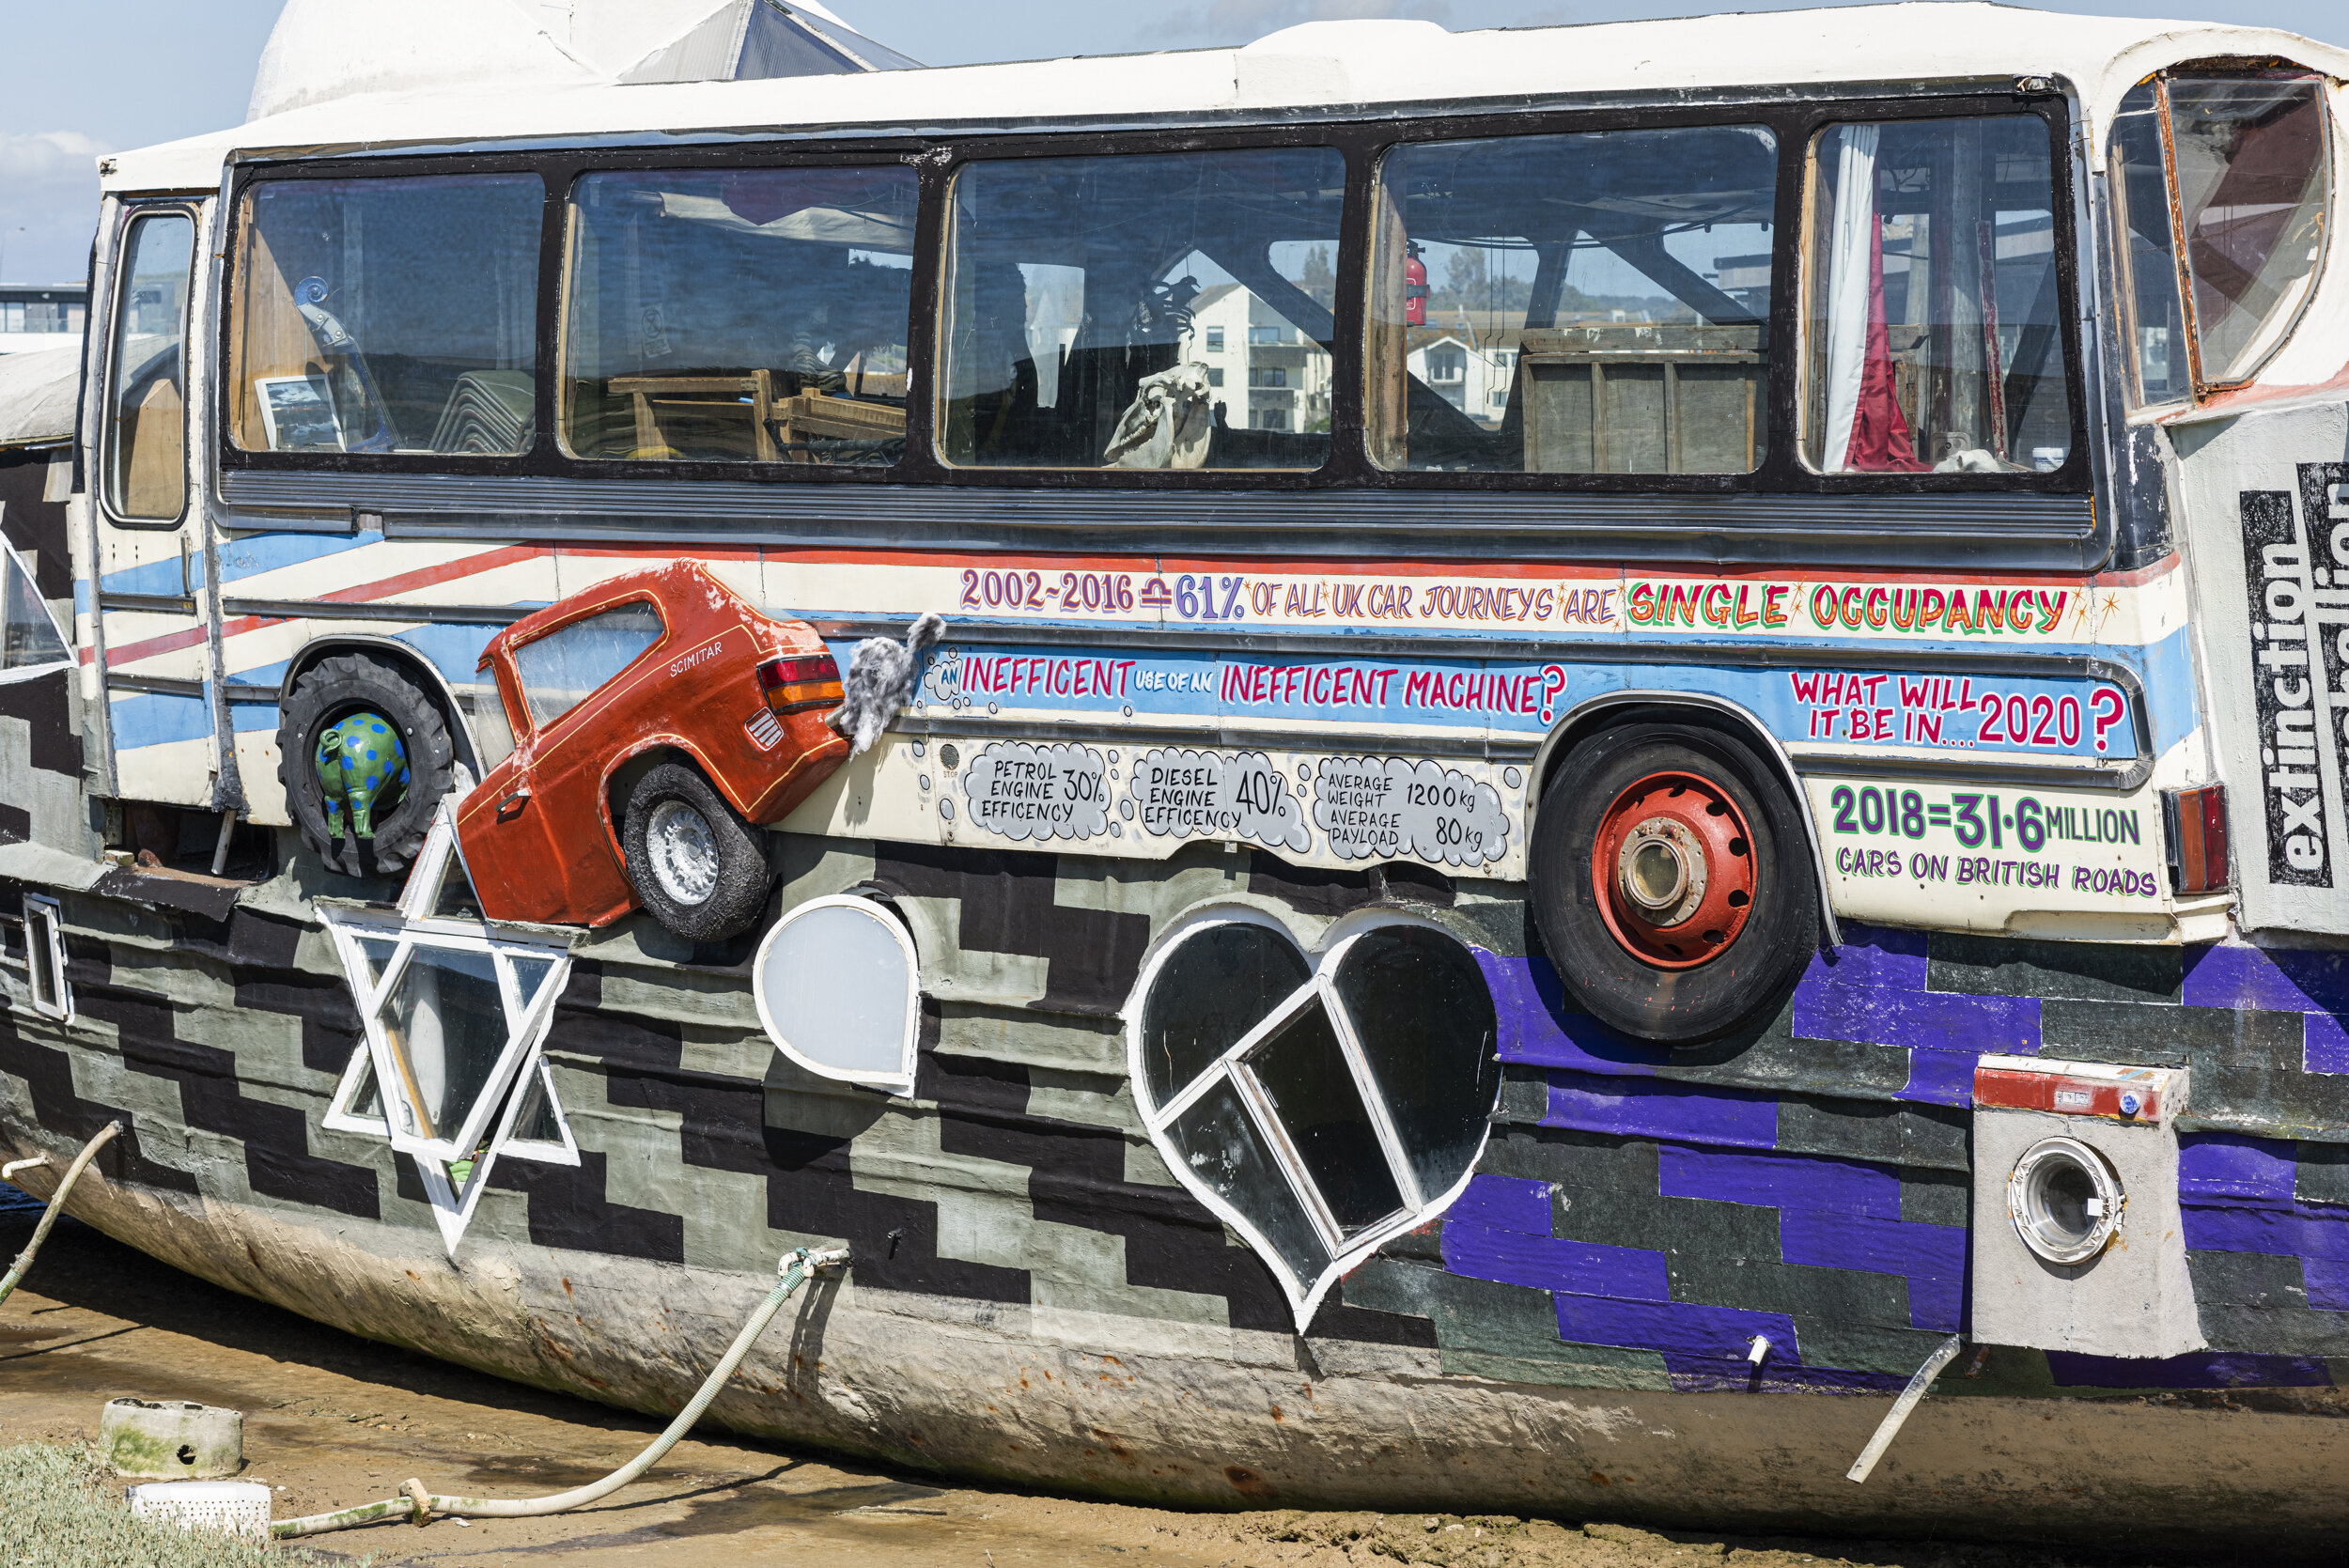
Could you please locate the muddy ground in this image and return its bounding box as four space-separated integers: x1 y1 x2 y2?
1 1190 2096 1568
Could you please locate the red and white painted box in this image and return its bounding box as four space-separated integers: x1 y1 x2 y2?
1973 1054 2186 1126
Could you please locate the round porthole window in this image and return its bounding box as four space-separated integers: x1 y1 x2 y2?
754 895 920 1095
2007 1136 2123 1265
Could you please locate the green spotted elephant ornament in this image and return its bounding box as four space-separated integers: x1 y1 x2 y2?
314 711 411 841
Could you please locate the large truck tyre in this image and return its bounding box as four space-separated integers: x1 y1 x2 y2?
276 652 455 879
1529 716 1821 1044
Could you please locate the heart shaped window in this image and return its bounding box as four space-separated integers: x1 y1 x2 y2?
1128 910 1501 1327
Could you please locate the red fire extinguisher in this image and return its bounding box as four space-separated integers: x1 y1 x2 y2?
1405 241 1428 327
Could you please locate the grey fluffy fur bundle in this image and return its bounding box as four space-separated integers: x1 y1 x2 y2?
827 613 945 756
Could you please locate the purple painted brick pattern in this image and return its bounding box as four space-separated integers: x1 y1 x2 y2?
1447 1174 1553 1235
1798 926 1928 993
2184 943 2349 1015
1555 1293 1797 1361
1442 1219 1672 1301
1457 925 2349 1388
1779 1210 1965 1331
2179 1132 2297 1205
1478 952 1669 1076
1658 1145 1901 1219
2175 1131 2349 1326
2182 945 2349 1074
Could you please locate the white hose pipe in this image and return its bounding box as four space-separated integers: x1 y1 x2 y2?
0 1121 121 1309
272 1244 849 1539
1845 1332 1964 1483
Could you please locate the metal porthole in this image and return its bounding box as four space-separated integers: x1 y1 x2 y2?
644 800 721 907
2008 1135 2123 1265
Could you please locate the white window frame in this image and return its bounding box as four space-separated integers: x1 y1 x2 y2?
323 908 569 1167
754 893 921 1096
1125 905 1493 1329
96 201 201 532
22 893 71 1022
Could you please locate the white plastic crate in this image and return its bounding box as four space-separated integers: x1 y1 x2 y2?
126 1480 272 1539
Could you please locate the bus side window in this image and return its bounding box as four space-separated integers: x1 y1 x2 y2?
2111 74 2330 397
104 211 195 522
226 174 542 457
1801 116 2074 474
939 147 1346 472
1365 125 1778 475
560 165 917 465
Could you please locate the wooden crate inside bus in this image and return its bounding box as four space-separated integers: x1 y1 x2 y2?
1518 322 1764 474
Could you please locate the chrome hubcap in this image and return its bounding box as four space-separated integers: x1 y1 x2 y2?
646 800 720 906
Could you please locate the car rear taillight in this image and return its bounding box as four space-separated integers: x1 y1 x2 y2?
2163 784 2230 894
759 653 842 716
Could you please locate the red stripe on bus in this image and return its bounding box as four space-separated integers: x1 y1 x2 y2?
100 544 552 669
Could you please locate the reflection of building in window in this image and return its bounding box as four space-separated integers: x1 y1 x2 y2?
1182 283 1332 435
1404 327 1522 423
0 286 87 354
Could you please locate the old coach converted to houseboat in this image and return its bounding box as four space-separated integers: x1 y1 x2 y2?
6 1 2349 1548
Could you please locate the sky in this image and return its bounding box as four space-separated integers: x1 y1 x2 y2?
1 0 2344 284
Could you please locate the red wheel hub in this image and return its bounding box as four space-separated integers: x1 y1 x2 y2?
1589 769 1756 970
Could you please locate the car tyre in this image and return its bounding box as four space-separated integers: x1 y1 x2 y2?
1528 717 1820 1045
621 761 772 941
275 652 455 879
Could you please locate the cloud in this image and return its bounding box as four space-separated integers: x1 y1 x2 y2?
0 132 113 283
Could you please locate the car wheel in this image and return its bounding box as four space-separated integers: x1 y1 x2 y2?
1528 717 1820 1044
621 761 772 941
275 652 455 879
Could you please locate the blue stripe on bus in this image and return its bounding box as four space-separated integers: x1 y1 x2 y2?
97 529 387 598
216 528 385 586
108 691 213 751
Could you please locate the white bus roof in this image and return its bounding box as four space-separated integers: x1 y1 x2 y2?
102 2 2349 194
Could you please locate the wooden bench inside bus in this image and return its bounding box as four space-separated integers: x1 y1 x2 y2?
1517 323 1764 474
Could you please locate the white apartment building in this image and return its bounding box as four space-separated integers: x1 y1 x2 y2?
1183 283 1331 433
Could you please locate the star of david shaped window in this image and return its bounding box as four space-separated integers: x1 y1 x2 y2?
320 785 575 1252
1127 908 1501 1329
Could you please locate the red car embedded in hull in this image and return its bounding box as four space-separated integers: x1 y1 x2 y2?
457 561 848 939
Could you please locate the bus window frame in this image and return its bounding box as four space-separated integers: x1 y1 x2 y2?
214 152 562 481
100 199 202 532
926 124 1361 487
1360 90 2088 500
1786 99 2092 493
2150 69 2335 397
207 87 2092 515
550 147 933 479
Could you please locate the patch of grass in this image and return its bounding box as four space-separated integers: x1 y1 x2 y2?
0 1442 356 1568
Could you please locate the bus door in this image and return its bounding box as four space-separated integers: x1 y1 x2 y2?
89 197 226 818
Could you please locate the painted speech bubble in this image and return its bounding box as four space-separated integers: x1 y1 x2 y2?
1314 756 1511 867
960 741 1111 843
1128 749 1312 853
